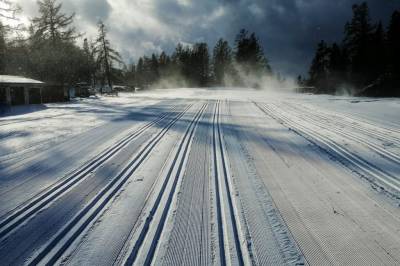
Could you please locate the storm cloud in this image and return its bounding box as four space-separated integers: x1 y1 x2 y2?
14 0 399 76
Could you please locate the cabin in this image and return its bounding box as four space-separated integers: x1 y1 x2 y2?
0 75 45 106
0 75 71 108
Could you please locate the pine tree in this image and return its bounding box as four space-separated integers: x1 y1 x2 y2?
308 40 330 93
297 75 303 86
32 0 77 45
370 22 386 80
235 29 271 76
343 2 374 86
387 10 400 94
328 43 348 91
0 22 6 74
4 33 30 76
28 0 84 85
158 51 172 80
193 43 210 87
136 57 144 88
82 38 97 85
213 38 233 86
150 53 160 82
124 63 136 89
95 21 122 91
175 43 193 83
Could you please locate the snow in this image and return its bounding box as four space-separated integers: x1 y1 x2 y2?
0 94 158 161
0 88 399 265
0 75 44 84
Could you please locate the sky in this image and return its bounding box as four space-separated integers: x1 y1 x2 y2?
9 0 400 77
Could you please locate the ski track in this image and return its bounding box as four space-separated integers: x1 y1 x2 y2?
213 100 247 266
0 103 191 265
223 101 304 266
121 103 207 265
0 104 186 241
0 90 399 266
255 102 400 197
160 102 213 266
27 103 193 266
59 103 200 266
282 102 400 161
246 101 400 265
290 102 400 145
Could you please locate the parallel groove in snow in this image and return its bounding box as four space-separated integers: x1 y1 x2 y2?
25 104 192 265
213 100 248 266
223 101 304 266
122 103 207 265
161 103 213 266
0 105 184 241
282 103 400 164
249 101 400 265
255 103 400 197
211 101 226 266
293 102 400 137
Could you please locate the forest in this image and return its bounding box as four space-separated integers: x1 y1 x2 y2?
0 0 271 91
303 2 400 97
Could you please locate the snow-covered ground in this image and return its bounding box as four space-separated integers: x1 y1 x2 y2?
0 88 399 265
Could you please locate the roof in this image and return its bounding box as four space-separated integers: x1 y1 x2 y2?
0 75 44 85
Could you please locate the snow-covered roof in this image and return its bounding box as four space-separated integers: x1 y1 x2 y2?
0 75 44 85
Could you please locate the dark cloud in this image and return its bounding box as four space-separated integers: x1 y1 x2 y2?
137 0 397 76
15 0 399 77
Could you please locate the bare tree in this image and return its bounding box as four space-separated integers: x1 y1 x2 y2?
0 0 23 32
0 0 19 20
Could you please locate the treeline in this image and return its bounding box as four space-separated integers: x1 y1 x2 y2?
0 0 122 89
302 2 400 97
0 0 272 90
126 29 272 89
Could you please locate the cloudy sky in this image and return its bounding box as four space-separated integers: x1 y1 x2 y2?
12 0 399 77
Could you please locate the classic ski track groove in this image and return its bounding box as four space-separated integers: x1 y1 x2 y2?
0 104 187 241
211 101 226 265
25 103 194 265
224 101 306 266
160 103 213 266
213 100 246 266
292 102 400 146
254 102 400 195
122 103 207 265
292 102 400 135
282 103 400 163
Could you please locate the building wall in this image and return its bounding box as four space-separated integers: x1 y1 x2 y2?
0 85 44 105
42 85 67 103
0 83 69 105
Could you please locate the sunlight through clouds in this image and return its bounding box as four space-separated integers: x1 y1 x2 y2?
11 0 398 76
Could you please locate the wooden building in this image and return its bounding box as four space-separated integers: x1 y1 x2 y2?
0 75 45 106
